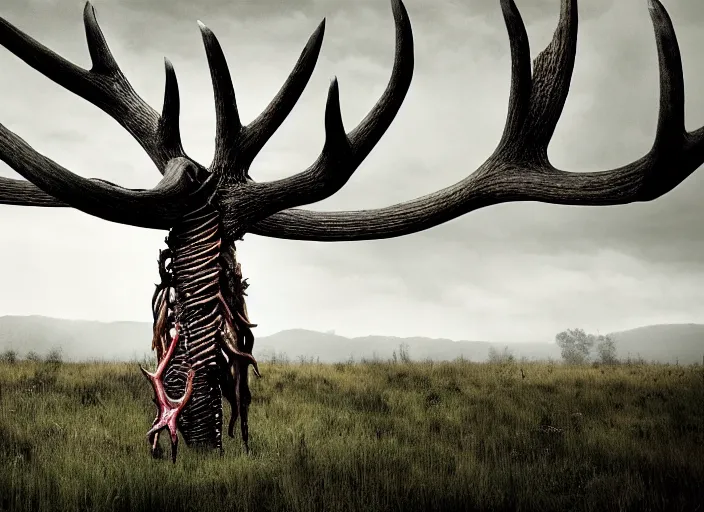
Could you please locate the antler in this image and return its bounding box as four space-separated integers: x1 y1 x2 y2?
238 0 413 217
201 0 412 231
0 2 218 226
247 0 704 241
197 18 326 180
0 149 216 227
1 0 700 239
0 3 184 172
0 0 338 228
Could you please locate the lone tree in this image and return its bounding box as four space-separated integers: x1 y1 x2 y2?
595 335 618 364
555 328 595 364
1 0 702 461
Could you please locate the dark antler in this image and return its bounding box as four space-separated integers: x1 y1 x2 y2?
236 0 413 220
247 0 704 241
0 2 184 172
0 0 360 228
1 0 700 242
0 3 217 226
0 149 214 227
198 18 326 180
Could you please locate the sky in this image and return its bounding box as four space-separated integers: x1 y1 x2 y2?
1 0 703 343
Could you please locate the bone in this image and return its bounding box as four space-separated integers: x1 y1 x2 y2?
140 323 195 463
218 322 260 377
151 297 168 358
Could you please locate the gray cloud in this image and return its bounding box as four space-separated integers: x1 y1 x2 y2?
1 0 703 344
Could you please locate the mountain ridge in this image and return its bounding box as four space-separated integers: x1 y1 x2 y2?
0 315 702 364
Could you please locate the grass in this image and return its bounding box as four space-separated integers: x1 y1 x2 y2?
0 357 702 512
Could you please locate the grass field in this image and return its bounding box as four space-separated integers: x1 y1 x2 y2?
0 357 702 512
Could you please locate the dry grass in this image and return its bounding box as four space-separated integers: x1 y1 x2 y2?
0 358 702 511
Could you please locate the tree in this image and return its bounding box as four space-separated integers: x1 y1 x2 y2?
25 351 41 363
488 346 515 364
0 349 17 364
596 335 618 364
555 328 594 364
0 0 701 462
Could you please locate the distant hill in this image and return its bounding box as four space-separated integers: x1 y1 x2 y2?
0 316 702 364
0 315 149 362
608 324 704 365
253 329 561 363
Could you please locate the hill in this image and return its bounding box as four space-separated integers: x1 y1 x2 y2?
609 323 704 364
0 316 702 364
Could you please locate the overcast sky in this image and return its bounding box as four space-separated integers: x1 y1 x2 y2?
1 0 703 343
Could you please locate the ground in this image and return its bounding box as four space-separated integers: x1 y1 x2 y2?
0 357 702 511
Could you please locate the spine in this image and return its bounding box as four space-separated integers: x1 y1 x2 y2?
147 205 261 453
163 205 225 449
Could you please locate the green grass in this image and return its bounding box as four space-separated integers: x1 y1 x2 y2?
0 358 702 512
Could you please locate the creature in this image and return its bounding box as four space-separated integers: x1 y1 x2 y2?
0 0 702 461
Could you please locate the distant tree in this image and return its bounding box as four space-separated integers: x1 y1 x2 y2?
555 328 595 364
595 335 618 364
25 351 41 363
0 349 17 364
488 346 515 364
398 343 411 363
45 347 63 367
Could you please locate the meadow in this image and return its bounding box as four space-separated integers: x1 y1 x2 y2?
0 355 702 512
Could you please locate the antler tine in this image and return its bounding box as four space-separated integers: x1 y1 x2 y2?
81 2 185 165
0 2 184 173
648 0 685 152
521 0 577 157
238 0 414 219
197 17 327 180
240 78 351 217
249 0 704 242
496 0 532 151
240 20 326 173
83 2 119 75
346 0 414 161
198 20 242 176
160 58 185 159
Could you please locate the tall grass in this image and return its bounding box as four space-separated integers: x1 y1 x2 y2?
0 358 702 511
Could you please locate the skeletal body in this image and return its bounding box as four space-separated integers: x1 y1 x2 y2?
146 205 258 454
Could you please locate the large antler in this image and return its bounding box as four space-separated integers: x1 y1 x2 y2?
203 0 413 230
0 2 217 226
247 0 704 241
0 0 412 232
0 0 338 228
0 3 185 173
1 0 700 239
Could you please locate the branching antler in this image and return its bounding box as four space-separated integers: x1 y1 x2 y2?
0 0 701 240
0 3 184 172
198 19 326 180
236 0 413 219
0 2 216 225
247 0 704 241
0 150 215 227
